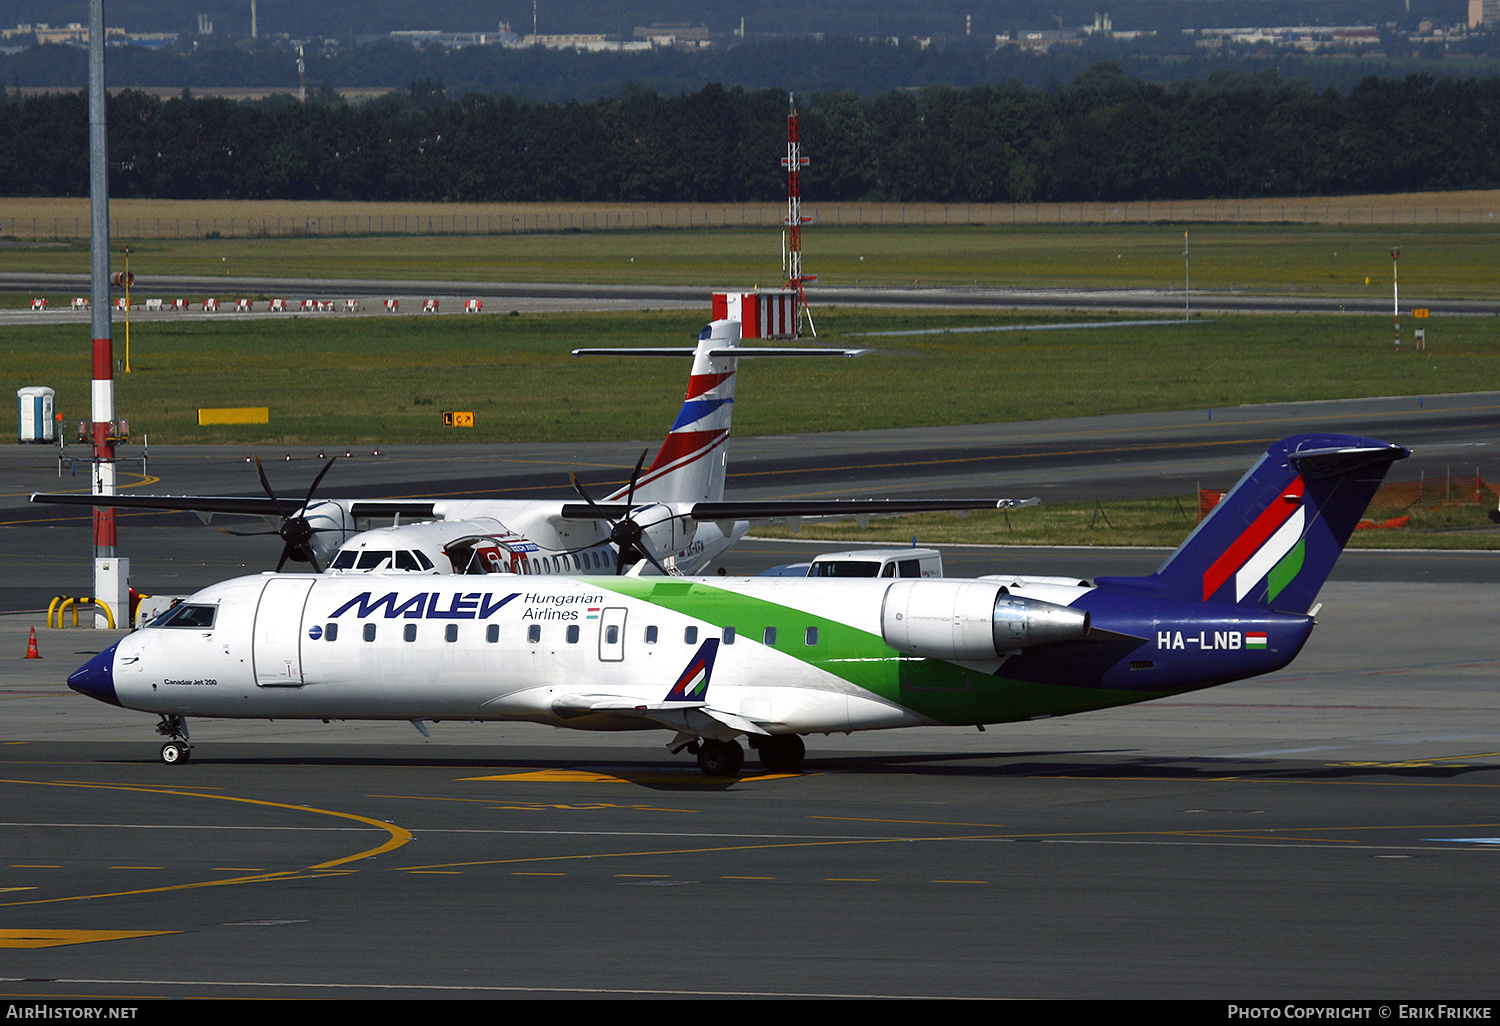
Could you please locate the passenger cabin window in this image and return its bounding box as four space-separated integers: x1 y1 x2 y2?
684 626 698 645
645 626 658 644
604 625 619 645
151 603 216 629
566 624 580 644
363 623 377 642
487 624 501 643
324 623 339 642
403 624 418 643
445 624 459 643
762 627 777 646
723 627 736 645
805 627 819 646
528 625 541 643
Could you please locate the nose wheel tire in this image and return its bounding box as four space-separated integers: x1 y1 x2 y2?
160 742 191 765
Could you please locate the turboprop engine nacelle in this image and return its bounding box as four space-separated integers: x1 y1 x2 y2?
880 580 1091 661
299 499 358 564
631 502 696 561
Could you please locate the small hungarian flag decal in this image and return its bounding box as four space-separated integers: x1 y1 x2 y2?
1246 632 1268 649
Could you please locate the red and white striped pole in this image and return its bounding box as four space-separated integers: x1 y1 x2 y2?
782 94 816 337
89 0 126 627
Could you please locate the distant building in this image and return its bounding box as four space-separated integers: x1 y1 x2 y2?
389 27 518 48
2 22 174 47
1469 0 1500 27
632 24 710 46
520 34 649 52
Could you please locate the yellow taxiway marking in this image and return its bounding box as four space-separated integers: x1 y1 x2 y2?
0 928 177 949
461 769 796 784
0 778 412 908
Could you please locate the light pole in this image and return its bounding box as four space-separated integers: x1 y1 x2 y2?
1391 247 1400 351
1183 231 1190 320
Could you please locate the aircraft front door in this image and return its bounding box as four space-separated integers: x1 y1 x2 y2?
253 577 316 687
598 607 627 662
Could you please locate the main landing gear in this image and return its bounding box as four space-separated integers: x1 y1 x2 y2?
685 735 806 776
155 714 193 765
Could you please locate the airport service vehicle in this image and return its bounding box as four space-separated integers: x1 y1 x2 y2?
34 320 1028 577
68 434 1408 774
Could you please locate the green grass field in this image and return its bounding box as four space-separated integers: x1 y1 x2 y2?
4 308 1495 447
4 222 1500 297
4 219 1496 548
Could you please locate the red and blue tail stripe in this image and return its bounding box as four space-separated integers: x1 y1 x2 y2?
607 321 740 505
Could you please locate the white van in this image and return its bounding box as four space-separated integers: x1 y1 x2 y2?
803 547 943 579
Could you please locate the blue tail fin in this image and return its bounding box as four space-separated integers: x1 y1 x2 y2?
1097 434 1409 614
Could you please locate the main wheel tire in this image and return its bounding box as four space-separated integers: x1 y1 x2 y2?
696 739 744 777
160 742 189 765
758 734 806 773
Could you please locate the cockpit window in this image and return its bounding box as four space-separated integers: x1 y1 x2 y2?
395 550 422 571
355 550 394 570
150 603 216 629
330 551 358 570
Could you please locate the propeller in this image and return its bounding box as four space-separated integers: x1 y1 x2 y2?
225 456 340 572
568 449 677 576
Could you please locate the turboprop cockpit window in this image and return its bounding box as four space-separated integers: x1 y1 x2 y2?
330 551 358 570
150 603 216 629
356 550 395 570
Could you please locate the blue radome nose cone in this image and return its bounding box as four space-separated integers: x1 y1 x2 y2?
68 642 121 706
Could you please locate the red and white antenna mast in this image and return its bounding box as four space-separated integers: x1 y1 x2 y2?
782 93 816 336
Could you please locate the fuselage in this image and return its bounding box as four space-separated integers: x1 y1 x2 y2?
70 572 1316 737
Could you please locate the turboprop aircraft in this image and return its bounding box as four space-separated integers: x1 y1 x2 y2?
33 319 1030 577
67 433 1407 774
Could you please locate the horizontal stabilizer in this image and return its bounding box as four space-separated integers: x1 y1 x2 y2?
573 347 866 358
559 497 1039 522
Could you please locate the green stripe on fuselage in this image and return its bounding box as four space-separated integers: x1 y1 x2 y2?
592 579 1174 726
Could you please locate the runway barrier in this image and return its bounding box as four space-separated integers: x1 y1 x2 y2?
47 596 115 630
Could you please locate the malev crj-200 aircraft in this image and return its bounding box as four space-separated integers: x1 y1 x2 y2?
33 319 1031 577
68 433 1408 774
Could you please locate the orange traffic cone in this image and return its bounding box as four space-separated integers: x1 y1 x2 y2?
25 627 41 659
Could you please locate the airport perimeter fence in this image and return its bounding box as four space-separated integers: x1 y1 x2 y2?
4 198 1500 241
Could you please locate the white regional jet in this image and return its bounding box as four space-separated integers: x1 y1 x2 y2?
66 433 1408 775
33 320 1031 578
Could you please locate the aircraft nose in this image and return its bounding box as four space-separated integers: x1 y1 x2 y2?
68 642 121 707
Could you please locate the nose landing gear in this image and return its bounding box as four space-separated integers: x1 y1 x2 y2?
155 714 192 764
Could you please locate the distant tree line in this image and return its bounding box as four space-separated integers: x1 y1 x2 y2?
2 64 1498 203
9 32 1500 104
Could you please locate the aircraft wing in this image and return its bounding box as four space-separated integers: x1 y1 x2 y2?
30 493 439 521
558 497 1039 522
550 695 771 736
30 492 289 517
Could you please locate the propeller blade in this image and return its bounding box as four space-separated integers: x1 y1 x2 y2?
625 448 648 507
254 457 291 519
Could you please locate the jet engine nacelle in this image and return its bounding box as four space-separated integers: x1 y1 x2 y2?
630 502 696 562
880 580 1091 661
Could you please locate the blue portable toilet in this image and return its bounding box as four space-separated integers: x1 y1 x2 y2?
18 386 55 443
